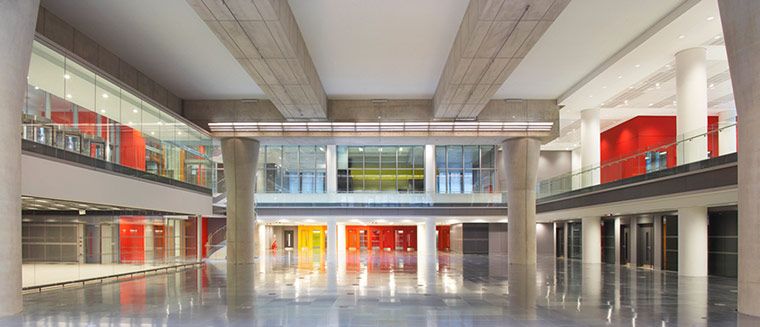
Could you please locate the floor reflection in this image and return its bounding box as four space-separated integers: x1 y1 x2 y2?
7 251 754 326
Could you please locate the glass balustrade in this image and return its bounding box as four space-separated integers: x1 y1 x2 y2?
536 118 737 199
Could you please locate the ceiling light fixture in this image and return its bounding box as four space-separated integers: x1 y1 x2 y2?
133 109 138 113
63 74 70 79
707 16 715 21
678 35 686 39
100 109 106 113
618 76 623 79
66 94 72 98
714 35 722 39
648 103 654 107
102 93 108 98
635 64 641 68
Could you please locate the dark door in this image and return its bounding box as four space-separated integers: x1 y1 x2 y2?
284 230 294 248
638 224 654 267
621 225 630 265
556 227 565 258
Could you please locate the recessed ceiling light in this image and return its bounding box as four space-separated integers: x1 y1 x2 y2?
600 103 605 106
709 83 715 88
666 64 672 68
635 64 641 68
102 93 108 98
100 109 106 113
133 109 138 113
707 16 715 21
714 35 722 39
34 86 39 90
678 35 686 39
602 86 607 89
618 76 623 79
673 101 677 105
624 100 629 105
151 132 155 135
66 94 72 98
63 74 70 79
177 131 182 135
128 121 133 125
648 103 654 107
588 95 593 98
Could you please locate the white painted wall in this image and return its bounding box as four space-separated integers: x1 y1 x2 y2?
21 154 212 215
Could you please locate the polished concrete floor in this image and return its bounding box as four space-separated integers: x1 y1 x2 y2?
5 250 758 326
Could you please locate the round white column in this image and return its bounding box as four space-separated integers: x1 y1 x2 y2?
502 138 541 265
582 217 602 263
580 108 601 186
326 145 337 193
327 217 337 263
676 47 709 164
718 110 737 155
0 0 41 316
678 206 708 277
424 145 436 194
424 217 436 258
221 138 260 264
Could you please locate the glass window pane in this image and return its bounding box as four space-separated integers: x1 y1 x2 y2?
266 168 281 192
380 169 397 192
348 146 363 169
120 93 142 132
299 146 316 170
266 146 282 168
448 169 462 193
447 146 463 168
380 146 396 169
315 170 326 193
481 145 495 168
29 41 65 99
463 145 479 168
338 169 350 192
95 76 120 122
463 170 478 194
480 170 494 193
412 146 424 169
349 169 363 191
64 59 95 112
437 170 446 193
413 169 425 192
364 146 380 169
256 169 266 192
316 146 326 170
282 146 298 171
364 169 380 191
397 146 412 169
435 146 446 169
337 146 348 169
283 169 299 193
301 171 315 193
160 113 177 179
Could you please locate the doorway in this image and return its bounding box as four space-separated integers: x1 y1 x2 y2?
638 224 654 268
621 225 630 265
284 230 294 249
556 226 565 258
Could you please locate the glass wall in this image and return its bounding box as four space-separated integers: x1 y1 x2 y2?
23 40 213 188
337 145 425 193
435 145 495 193
256 146 326 193
21 215 198 288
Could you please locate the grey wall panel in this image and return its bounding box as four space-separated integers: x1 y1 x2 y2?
537 151 572 182
536 222 554 255
488 223 508 255
450 224 463 253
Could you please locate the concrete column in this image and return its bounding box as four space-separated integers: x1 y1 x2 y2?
580 108 600 186
326 217 337 263
424 145 436 193
0 0 41 316
581 217 601 264
326 145 337 193
678 207 708 277
718 0 760 316
719 110 737 155
221 138 260 264
501 137 541 265
676 47 709 165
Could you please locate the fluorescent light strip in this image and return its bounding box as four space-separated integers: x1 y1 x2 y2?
208 121 553 132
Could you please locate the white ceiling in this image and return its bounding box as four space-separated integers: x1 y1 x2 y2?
542 0 732 151
495 0 685 99
288 0 469 99
40 0 266 100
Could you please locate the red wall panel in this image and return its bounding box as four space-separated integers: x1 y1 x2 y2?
120 216 145 263
600 115 719 183
120 126 146 171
